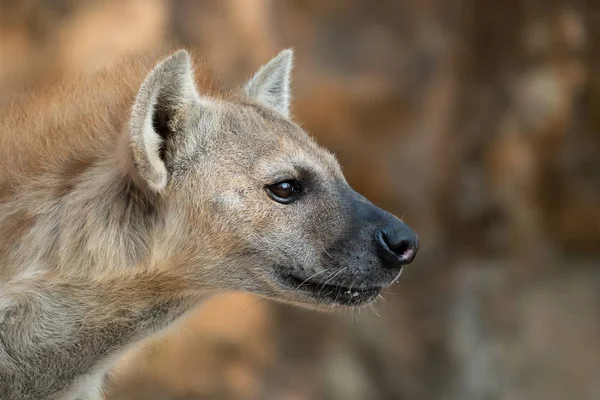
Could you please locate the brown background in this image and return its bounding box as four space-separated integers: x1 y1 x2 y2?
1 1 599 399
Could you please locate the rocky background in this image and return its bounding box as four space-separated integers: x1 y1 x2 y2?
1 1 599 399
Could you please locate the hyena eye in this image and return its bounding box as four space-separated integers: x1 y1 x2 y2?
266 180 300 204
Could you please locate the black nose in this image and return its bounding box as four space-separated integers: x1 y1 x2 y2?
375 224 419 268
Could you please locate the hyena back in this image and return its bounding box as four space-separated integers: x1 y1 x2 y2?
0 48 418 399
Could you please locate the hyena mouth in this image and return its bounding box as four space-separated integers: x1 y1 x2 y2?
278 273 382 306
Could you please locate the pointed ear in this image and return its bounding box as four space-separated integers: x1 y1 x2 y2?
244 49 294 117
129 50 200 192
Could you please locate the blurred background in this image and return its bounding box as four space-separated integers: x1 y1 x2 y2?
1 0 599 399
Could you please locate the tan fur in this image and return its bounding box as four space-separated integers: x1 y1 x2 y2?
0 48 417 400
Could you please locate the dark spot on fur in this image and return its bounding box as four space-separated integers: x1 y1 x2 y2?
54 157 94 198
117 179 158 222
0 182 16 203
0 210 36 257
111 178 160 265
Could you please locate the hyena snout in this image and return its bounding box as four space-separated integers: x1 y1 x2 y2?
272 189 420 308
347 189 419 271
375 219 419 269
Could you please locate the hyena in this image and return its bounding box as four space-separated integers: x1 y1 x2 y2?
0 48 418 399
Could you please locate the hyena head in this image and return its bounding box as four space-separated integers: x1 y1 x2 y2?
129 49 418 308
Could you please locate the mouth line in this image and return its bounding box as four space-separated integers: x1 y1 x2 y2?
275 273 383 306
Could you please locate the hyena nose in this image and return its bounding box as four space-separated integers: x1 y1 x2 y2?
375 224 419 268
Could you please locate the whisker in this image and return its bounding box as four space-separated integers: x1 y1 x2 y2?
333 290 341 305
320 243 334 260
320 266 348 287
369 303 381 318
294 268 331 291
316 267 348 298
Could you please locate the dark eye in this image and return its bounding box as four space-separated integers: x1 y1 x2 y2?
266 180 300 204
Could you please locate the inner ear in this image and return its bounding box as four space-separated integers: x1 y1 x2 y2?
152 103 173 160
129 50 202 192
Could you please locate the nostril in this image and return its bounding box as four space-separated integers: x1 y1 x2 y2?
376 228 418 267
390 240 414 261
393 241 417 264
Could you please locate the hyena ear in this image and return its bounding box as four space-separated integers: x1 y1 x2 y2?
129 50 201 192
244 49 294 117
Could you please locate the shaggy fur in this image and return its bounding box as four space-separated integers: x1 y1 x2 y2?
0 48 417 400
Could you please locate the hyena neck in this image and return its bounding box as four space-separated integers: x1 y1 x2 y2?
5 131 166 278
0 270 203 400
0 137 210 399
